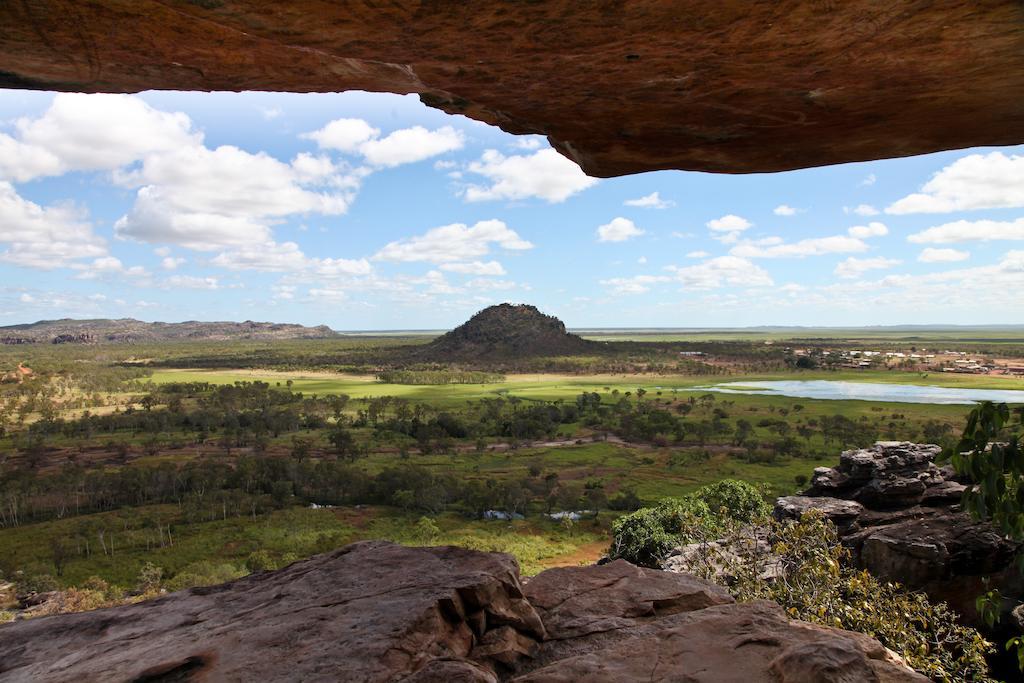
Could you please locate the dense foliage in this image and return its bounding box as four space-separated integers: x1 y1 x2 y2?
613 493 994 681
710 514 993 682
947 401 1024 541
608 480 770 567
376 370 505 385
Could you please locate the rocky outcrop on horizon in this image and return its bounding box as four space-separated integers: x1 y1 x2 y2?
0 318 339 345
775 441 1023 629
0 541 924 682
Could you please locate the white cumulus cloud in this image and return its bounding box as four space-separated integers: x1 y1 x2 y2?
439 261 507 276
624 192 674 209
0 93 199 183
597 217 645 242
115 145 358 250
844 204 879 217
211 240 371 276
847 222 888 238
886 152 1024 214
706 214 753 243
302 119 463 167
907 217 1024 244
918 247 970 263
834 256 901 279
301 118 380 153
462 148 597 203
667 256 773 289
600 274 671 295
360 126 464 168
374 219 532 264
731 235 868 259
0 181 107 269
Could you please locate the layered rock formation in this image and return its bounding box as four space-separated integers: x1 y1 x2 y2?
775 442 1023 629
2 2 1023 175
0 540 925 681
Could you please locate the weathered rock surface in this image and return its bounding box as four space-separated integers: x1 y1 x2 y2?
513 601 923 683
521 559 733 640
776 441 1023 628
2 2 1023 176
0 541 926 682
662 526 784 583
0 541 544 682
774 495 865 532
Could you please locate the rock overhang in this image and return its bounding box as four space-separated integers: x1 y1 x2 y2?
1 0 1023 176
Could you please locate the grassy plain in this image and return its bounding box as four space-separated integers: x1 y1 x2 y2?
146 367 1024 398
3 329 1024 599
2 504 605 586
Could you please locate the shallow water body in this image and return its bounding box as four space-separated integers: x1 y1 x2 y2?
697 380 1024 405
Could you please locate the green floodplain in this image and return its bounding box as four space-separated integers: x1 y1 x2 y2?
1 328 1022 599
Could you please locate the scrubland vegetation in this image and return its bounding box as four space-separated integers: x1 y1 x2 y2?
1 328 1022 679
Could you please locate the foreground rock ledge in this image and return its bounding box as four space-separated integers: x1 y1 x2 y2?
2 1 1023 175
0 541 924 682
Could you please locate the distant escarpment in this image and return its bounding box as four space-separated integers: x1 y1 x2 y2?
0 319 338 344
421 304 595 361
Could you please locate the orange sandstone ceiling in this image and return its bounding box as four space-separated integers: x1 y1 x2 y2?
1 0 1023 176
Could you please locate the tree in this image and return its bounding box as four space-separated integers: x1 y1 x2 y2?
50 537 71 577
946 401 1023 545
328 426 360 461
945 401 1024 672
136 562 163 594
413 516 440 545
290 436 314 462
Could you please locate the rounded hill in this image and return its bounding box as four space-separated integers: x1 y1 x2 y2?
423 304 593 360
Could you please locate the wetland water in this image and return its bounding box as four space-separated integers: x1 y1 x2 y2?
698 380 1024 405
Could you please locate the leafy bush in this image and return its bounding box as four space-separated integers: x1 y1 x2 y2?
697 479 771 523
164 561 246 592
135 562 163 594
245 550 275 572
610 479 770 567
14 564 59 594
674 511 994 681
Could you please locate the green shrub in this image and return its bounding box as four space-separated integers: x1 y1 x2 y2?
164 561 246 592
610 496 713 567
135 562 163 594
696 479 770 522
609 479 768 567
14 564 59 594
245 550 275 572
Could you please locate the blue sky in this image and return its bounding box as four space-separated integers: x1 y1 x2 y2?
0 89 1022 330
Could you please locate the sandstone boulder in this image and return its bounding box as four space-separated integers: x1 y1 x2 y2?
0 541 544 682
0 541 926 682
522 559 733 640
511 601 924 682
774 495 865 532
